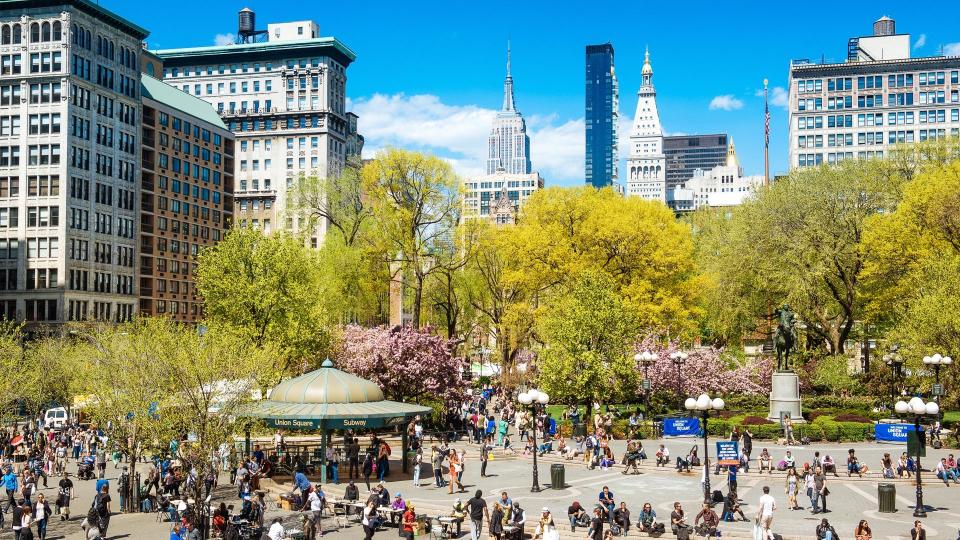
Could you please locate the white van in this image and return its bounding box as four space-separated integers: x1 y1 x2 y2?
43 407 69 430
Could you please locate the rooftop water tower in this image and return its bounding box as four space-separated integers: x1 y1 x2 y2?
237 8 268 44
873 16 895 36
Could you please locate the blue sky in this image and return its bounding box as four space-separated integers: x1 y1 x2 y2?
109 1 960 186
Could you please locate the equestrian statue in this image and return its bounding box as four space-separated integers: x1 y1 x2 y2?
774 304 796 372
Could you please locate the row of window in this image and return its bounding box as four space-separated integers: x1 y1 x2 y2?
797 90 960 110
152 216 225 241
227 114 327 132
65 300 134 323
798 128 960 148
164 57 330 78
0 206 60 228
0 175 58 198
810 72 960 93
157 112 219 144
157 154 222 185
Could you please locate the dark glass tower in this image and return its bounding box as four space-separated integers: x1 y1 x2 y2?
585 43 619 188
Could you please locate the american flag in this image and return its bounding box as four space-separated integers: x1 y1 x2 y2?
764 95 770 147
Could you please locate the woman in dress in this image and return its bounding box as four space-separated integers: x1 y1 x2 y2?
535 508 558 540
785 468 800 510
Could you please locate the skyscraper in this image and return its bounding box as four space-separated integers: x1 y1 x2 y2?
585 43 619 188
486 43 531 175
626 48 666 201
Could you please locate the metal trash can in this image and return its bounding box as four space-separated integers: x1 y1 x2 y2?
878 483 896 513
550 463 565 489
572 422 586 438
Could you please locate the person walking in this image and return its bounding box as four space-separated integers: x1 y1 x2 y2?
490 502 505 540
361 500 377 540
813 466 828 514
34 493 51 539
466 490 489 540
93 483 111 537
587 507 604 540
3 466 18 514
786 468 800 510
757 486 777 540
56 472 73 521
431 446 445 488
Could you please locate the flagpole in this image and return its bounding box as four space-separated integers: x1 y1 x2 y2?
764 78 770 186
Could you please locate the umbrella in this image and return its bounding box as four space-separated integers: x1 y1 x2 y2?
10 435 23 446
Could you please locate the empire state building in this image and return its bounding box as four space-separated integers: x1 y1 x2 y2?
487 44 532 175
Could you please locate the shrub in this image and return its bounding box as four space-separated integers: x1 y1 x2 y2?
741 415 775 425
833 413 873 423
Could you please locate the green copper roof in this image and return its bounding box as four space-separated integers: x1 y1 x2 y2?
140 75 226 130
155 37 356 67
0 0 148 39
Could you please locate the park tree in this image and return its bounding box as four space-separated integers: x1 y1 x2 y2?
288 157 373 247
466 222 536 377
861 153 960 403
364 149 462 328
338 324 466 403
695 159 900 353
510 186 701 340
195 227 333 375
535 272 642 410
73 319 269 516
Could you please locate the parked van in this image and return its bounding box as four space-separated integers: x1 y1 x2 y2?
43 407 69 430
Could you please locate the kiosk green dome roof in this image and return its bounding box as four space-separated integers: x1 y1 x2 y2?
268 358 385 405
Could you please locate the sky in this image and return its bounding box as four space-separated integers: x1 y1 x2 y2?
105 0 960 186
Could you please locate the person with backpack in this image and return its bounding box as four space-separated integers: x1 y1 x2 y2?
34 493 51 539
91 483 111 537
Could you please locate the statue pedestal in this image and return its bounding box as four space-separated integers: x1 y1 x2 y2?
768 371 804 423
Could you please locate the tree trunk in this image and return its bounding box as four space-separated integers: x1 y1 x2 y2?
412 274 424 328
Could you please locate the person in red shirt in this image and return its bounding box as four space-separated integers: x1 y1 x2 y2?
401 504 417 540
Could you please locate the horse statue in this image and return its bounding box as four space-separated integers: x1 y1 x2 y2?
774 304 796 372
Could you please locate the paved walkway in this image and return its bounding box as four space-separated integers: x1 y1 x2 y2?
4 438 957 540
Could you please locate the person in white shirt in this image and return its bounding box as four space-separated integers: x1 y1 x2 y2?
757 486 777 540
362 500 377 540
268 517 286 540
308 484 325 535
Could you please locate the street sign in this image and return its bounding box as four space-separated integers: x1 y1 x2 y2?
932 383 943 397
716 441 740 466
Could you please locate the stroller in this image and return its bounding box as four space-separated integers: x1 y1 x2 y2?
77 457 95 480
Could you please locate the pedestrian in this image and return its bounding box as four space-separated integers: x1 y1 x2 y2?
12 499 24 539
786 468 800 510
347 438 360 480
93 483 111 537
490 503 505 540
361 500 377 540
813 466 828 514
307 483 324 537
466 490 489 540
3 465 18 513
587 507 604 540
480 438 491 478
757 486 777 540
411 447 422 487
742 428 754 468
56 471 73 521
34 493 51 540
448 451 463 493
361 452 373 492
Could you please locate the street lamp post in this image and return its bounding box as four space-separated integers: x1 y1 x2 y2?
895 397 940 518
635 351 657 420
922 353 952 418
518 388 550 492
883 349 903 413
685 393 725 505
670 351 689 411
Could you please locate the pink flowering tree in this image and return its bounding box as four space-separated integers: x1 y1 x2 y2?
633 336 773 396
339 324 467 403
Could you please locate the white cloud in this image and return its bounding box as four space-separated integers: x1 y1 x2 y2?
755 86 788 109
213 33 235 46
709 95 744 111
945 43 960 56
350 93 585 184
914 34 926 49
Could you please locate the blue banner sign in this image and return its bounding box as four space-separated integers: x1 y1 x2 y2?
716 440 740 465
663 417 701 437
875 423 918 443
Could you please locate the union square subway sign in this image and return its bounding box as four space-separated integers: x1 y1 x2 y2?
266 416 407 430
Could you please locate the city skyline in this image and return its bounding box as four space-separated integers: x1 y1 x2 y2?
100 1 960 185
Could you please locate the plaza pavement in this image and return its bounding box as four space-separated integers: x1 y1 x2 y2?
7 438 959 540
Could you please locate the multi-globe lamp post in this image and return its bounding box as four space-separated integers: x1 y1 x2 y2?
517 388 550 492
635 351 657 420
685 393 725 504
882 349 904 412
922 353 952 416
895 397 939 518
670 351 689 411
